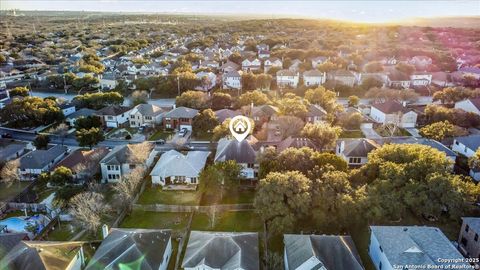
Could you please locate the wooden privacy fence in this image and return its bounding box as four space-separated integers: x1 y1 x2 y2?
133 203 254 213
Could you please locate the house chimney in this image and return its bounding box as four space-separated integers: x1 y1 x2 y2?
402 101 407 107
102 224 109 239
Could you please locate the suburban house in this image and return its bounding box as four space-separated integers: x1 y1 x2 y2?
264 57 283 72
336 138 379 166
387 71 411 89
276 137 318 153
276 69 300 88
303 70 326 86
455 98 480 116
99 72 117 90
59 103 76 117
245 104 279 125
0 241 85 270
99 144 156 183
283 234 364 270
0 139 31 163
369 226 469 270
328 70 356 87
458 217 480 260
182 231 259 270
162 106 199 130
18 145 69 180
220 60 240 73
370 101 418 128
94 105 132 128
431 71 455 87
195 71 217 91
241 58 261 71
215 138 258 179
86 228 172 270
223 70 242 90
305 104 328 124
410 72 432 86
54 147 109 183
408 55 433 69
129 103 166 127
311 56 328 68
452 135 480 158
289 59 303 72
214 109 241 123
258 49 270 59
150 150 210 186
65 108 97 126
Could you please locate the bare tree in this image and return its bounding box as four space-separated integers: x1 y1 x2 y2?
69 192 110 234
276 116 305 139
113 167 145 209
126 142 154 164
0 159 20 186
206 205 218 229
52 123 69 146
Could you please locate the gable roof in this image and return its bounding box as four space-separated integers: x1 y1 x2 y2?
150 150 210 178
65 108 96 119
303 69 324 77
19 145 68 170
340 138 379 157
371 100 413 114
215 138 257 164
163 107 199 119
100 144 153 165
277 69 297 76
1 241 83 270
370 226 469 268
86 228 171 270
54 147 109 174
307 104 327 117
455 135 480 151
182 231 259 270
277 137 318 153
250 105 279 118
95 105 131 116
131 103 165 117
214 109 241 123
284 234 364 270
462 98 480 111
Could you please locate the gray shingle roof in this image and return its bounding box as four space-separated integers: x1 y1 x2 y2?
100 144 153 165
164 107 199 119
182 231 259 270
284 234 364 270
303 69 324 77
215 138 257 164
131 103 165 117
86 228 171 270
455 135 480 151
339 138 379 157
95 105 131 116
150 150 210 178
0 233 28 258
214 109 241 123
66 108 97 119
370 226 469 268
19 145 68 170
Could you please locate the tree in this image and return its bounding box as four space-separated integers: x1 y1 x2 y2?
69 192 110 234
210 92 232 110
74 116 102 130
254 171 311 235
71 75 100 92
113 167 145 210
419 121 455 141
360 77 383 91
469 149 480 173
364 61 384 73
276 116 304 139
0 97 64 128
395 62 415 75
361 144 479 221
241 73 257 91
348 95 360 107
277 93 309 118
192 109 219 136
338 112 363 130
33 134 50 149
256 73 272 90
199 161 242 203
304 87 341 114
237 90 269 107
175 90 208 109
130 90 149 105
73 92 123 109
0 159 20 186
9 87 29 97
51 123 69 145
432 87 479 104
257 146 279 179
301 122 341 150
316 61 338 72
76 127 104 148
49 166 73 186
126 142 154 164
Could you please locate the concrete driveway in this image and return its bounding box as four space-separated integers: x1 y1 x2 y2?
360 126 382 139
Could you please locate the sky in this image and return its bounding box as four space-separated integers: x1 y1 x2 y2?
1 0 479 23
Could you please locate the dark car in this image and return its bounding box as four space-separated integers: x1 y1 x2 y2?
155 139 166 145
1 132 13 138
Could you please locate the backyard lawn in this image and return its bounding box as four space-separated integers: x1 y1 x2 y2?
45 222 81 241
191 210 262 232
149 130 174 141
374 125 411 137
121 210 190 233
0 182 30 201
340 129 365 138
200 189 256 205
137 187 201 205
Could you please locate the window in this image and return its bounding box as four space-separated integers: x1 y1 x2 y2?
129 164 136 169
349 157 361 164
247 163 254 168
130 115 135 119
191 177 197 184
466 225 470 232
461 237 468 247
107 165 111 170
475 234 478 241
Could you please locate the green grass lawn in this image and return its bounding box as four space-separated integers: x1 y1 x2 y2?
149 130 174 141
340 129 365 138
374 125 411 137
191 210 262 232
137 187 201 205
191 131 213 141
0 182 30 201
45 222 81 241
121 210 190 232
200 189 256 206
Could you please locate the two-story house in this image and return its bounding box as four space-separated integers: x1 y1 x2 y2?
129 103 166 128
276 69 299 88
410 72 432 86
452 135 480 158
162 107 199 131
311 56 328 68
328 70 356 87
305 104 328 124
94 105 132 128
241 58 261 71
223 70 242 90
18 145 69 180
303 70 326 86
264 57 283 73
215 138 258 180
370 101 418 128
458 217 480 260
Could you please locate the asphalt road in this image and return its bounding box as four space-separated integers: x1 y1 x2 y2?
0 127 215 151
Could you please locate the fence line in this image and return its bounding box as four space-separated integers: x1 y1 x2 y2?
133 203 254 213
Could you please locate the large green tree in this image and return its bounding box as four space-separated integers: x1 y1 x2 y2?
175 90 208 109
192 109 219 136
236 90 270 107
76 127 104 148
301 122 341 151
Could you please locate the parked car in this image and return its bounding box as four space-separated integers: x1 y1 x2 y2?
1 132 12 138
155 139 166 145
177 144 194 151
179 128 189 137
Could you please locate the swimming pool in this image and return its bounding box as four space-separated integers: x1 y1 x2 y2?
0 214 50 237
